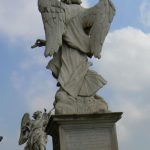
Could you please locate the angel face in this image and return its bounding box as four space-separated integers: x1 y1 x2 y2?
32 111 42 119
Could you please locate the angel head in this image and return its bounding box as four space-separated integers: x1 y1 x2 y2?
61 0 82 4
32 111 42 120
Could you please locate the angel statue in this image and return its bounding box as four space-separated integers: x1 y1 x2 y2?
18 110 51 150
32 0 116 114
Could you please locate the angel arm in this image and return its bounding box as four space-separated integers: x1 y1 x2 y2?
41 109 53 129
42 108 52 121
31 39 46 49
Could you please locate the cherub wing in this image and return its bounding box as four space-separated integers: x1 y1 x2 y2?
38 0 66 57
89 0 116 58
18 113 31 145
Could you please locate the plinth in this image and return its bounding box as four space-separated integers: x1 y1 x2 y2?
46 112 122 150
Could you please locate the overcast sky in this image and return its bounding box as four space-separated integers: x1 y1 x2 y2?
0 0 150 149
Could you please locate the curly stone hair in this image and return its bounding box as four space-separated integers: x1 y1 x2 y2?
33 111 42 119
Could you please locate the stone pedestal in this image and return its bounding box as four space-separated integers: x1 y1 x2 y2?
46 112 122 150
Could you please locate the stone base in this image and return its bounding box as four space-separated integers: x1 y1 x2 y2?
54 90 109 115
46 112 122 150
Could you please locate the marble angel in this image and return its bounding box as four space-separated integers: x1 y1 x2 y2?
19 110 51 150
32 0 116 114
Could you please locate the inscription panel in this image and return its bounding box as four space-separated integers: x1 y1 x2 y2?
60 125 112 150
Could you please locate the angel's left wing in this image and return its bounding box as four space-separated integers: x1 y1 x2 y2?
38 0 66 57
18 113 31 145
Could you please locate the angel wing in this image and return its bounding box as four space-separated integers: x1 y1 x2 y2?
18 113 31 145
89 0 116 58
38 0 66 57
63 0 115 58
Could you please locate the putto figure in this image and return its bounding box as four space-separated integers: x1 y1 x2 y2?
19 110 51 150
32 0 115 114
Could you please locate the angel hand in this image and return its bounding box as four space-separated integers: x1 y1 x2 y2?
94 53 101 59
31 39 46 49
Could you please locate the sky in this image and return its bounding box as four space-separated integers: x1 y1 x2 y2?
0 0 150 149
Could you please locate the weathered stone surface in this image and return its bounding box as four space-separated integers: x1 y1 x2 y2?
32 0 116 114
54 90 109 114
19 110 51 150
46 113 122 150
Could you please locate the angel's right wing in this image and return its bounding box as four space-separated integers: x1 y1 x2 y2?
18 113 31 145
38 0 66 57
88 0 116 58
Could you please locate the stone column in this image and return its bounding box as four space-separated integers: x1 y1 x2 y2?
46 112 122 150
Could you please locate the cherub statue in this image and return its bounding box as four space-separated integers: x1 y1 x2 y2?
19 110 51 150
32 0 115 114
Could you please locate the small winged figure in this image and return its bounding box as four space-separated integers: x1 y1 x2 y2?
19 110 51 150
32 0 116 114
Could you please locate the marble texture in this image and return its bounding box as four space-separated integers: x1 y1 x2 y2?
46 113 122 150
19 110 51 150
32 0 116 114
